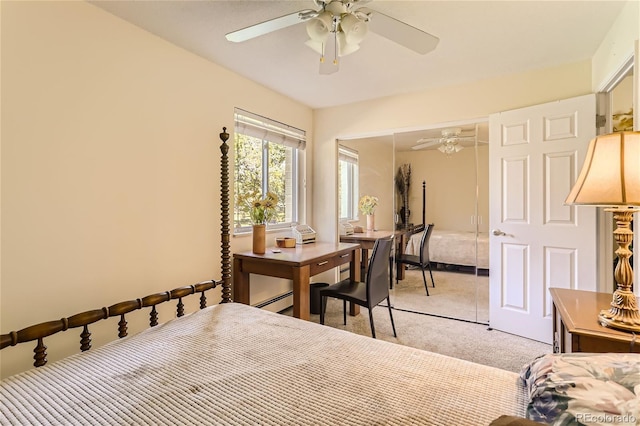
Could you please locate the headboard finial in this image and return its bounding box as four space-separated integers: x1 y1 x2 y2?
220 127 229 143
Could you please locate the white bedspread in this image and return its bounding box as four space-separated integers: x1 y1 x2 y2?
406 229 490 269
1 303 523 425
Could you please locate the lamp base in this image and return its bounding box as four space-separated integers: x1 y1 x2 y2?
598 288 640 333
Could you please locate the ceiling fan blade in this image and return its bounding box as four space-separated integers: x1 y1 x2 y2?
225 9 316 43
412 140 442 150
319 35 339 75
416 137 439 144
360 8 439 54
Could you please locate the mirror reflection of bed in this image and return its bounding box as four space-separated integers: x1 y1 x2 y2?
339 121 489 324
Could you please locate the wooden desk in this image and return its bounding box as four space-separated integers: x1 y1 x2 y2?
233 242 361 321
341 229 413 281
550 288 640 353
340 230 394 276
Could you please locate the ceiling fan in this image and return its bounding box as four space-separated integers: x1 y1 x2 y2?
225 0 439 75
412 127 487 155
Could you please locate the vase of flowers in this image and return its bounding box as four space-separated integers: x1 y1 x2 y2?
252 224 266 254
250 192 278 254
359 195 379 231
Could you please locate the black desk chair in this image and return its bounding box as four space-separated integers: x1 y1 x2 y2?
396 223 435 296
320 237 396 339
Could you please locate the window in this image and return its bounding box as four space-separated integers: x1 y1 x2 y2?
338 145 359 221
234 109 305 233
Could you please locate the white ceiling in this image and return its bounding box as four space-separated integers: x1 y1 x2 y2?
91 0 627 111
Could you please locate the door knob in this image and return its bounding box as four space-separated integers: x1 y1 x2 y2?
492 229 506 236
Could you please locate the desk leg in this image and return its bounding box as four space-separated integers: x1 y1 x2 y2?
293 265 311 321
349 248 361 316
233 258 250 305
361 248 370 278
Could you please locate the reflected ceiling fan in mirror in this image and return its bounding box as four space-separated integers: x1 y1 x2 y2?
412 127 488 156
225 0 439 75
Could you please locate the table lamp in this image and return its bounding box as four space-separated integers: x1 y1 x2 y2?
565 131 640 333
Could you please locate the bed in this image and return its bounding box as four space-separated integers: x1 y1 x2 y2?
405 229 490 270
402 182 490 271
1 302 527 425
1 128 638 426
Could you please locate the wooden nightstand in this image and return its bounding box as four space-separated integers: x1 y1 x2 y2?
550 288 640 353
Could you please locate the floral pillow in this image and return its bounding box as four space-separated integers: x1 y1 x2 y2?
519 353 640 425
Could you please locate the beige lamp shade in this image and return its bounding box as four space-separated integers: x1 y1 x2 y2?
565 131 640 206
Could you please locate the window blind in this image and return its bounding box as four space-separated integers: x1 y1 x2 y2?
235 109 306 150
338 145 358 164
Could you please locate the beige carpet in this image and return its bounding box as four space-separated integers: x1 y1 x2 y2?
391 268 489 322
282 269 552 373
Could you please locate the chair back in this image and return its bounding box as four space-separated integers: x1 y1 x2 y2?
366 237 393 306
419 223 435 265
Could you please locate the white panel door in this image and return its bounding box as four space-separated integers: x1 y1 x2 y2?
489 94 597 343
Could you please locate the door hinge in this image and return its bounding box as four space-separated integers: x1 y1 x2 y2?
596 114 606 128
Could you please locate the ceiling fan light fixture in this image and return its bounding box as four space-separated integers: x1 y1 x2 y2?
325 0 348 16
340 13 368 45
306 11 332 41
442 127 462 138
336 31 360 56
305 39 325 55
225 0 440 75
438 142 464 155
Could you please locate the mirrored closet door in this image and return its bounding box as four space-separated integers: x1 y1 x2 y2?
391 123 489 323
337 123 489 324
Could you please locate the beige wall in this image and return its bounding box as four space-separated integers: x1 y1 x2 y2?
591 0 639 92
0 1 312 378
396 144 489 234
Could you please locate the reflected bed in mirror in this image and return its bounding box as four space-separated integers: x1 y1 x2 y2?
405 229 489 273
